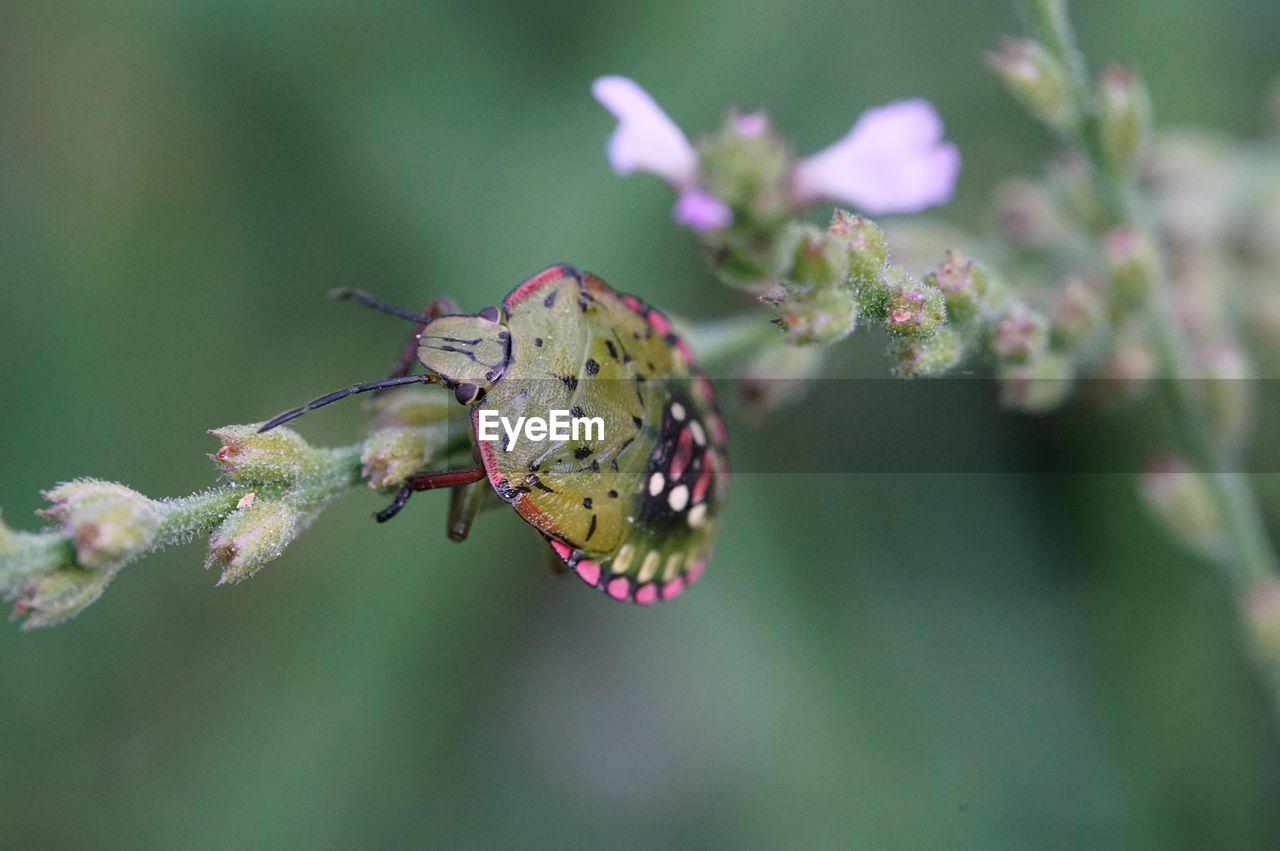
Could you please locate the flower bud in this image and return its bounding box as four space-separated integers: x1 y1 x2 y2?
925 250 990 324
737 342 824 413
1095 335 1158 402
1048 277 1105 349
768 283 858 345
882 280 946 340
362 428 443 490
999 354 1074 413
210 425 324 486
827 210 887 284
1246 580 1280 664
38 480 162 569
1097 66 1152 176
9 567 114 630
987 39 1078 132
206 499 305 585
892 326 964 378
789 225 850 289
1050 151 1105 230
1197 344 1251 452
1139 453 1225 560
992 178 1068 250
371 387 452 428
698 110 794 227
1104 227 1157 313
989 307 1049 364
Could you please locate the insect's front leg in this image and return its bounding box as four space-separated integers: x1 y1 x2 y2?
375 464 486 523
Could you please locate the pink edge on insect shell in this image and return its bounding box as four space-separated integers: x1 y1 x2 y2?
607 576 631 600
634 583 658 605
551 540 573 561
685 560 707 586
647 310 671 336
576 559 601 586
660 577 685 600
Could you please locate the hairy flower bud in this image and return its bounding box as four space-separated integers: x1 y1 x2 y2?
1104 227 1157 313
1139 454 1225 560
989 307 1049 364
992 178 1069 249
38 480 162 569
768 283 858 345
925 250 990 323
8 567 115 630
362 428 443 491
211 425 327 487
737 342 825 413
1097 66 1153 176
988 38 1078 132
206 499 305 585
892 326 963 378
698 111 794 227
1048 277 1105 349
882 280 946 340
1247 580 1280 664
999 354 1074 413
789 226 850 288
827 210 888 284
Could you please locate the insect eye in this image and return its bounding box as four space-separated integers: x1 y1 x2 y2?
454 382 484 405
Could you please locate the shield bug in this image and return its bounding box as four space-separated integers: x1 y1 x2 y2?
259 264 728 603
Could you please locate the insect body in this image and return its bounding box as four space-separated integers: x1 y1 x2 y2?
261 265 728 603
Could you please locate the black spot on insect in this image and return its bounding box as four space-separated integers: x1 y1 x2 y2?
647 361 656 372
573 446 592 460
527 460 541 472
525 473 555 494
664 333 678 347
605 340 619 361
632 331 641 340
586 513 598 541
479 305 500 322
635 373 646 382
585 358 600 375
582 497 593 509
590 459 600 473
577 298 590 312
632 415 643 429
571 404 585 419
607 489 619 498
560 375 579 391
543 291 557 308
534 337 544 347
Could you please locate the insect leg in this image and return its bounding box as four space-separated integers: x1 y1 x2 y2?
375 464 487 523
445 479 498 542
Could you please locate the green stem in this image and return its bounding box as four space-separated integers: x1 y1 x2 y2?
1023 0 1280 713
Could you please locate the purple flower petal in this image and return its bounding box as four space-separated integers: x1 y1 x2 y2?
672 189 733 232
592 76 698 188
792 99 961 215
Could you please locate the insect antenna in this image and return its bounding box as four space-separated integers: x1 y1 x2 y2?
328 288 441 324
258 374 428 433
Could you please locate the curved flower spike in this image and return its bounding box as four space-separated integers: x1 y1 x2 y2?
792 99 961 215
592 76 698 189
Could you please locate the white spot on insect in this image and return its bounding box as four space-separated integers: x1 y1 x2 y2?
662 552 682 581
613 544 635 575
670 402 686 421
668 484 689 512
638 550 660 583
689 420 706 447
688 502 707 528
648 472 665 496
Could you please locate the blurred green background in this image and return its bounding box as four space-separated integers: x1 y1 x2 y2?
3 0 1280 847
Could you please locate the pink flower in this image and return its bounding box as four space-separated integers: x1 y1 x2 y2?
672 189 732 232
592 76 698 189
792 99 960 215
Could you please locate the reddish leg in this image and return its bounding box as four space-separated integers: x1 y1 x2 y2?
376 464 486 523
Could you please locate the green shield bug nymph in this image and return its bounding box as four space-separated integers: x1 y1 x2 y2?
259 265 728 604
